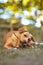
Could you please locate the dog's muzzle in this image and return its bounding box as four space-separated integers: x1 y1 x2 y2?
20 38 28 46
20 40 27 47
24 38 28 43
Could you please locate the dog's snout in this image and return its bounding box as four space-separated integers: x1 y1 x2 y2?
24 38 28 43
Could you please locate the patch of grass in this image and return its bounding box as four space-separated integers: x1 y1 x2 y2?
0 44 43 65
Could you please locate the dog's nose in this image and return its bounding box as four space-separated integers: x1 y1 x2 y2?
24 38 28 43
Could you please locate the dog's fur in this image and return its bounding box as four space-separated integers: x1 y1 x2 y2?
3 28 35 49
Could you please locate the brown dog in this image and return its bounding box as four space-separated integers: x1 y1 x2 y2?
3 28 35 49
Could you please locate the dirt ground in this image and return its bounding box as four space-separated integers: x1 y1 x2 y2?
0 43 43 65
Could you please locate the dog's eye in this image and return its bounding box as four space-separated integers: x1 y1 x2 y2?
28 39 31 42
24 34 27 37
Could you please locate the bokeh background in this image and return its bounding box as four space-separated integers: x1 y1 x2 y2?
0 0 43 65
0 0 43 43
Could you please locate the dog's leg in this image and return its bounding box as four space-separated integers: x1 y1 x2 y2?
12 41 19 48
4 38 13 49
16 40 20 48
4 42 12 49
27 43 31 47
27 42 35 48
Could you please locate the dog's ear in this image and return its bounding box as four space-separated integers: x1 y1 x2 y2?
29 33 35 42
31 35 35 42
18 28 27 33
31 36 35 42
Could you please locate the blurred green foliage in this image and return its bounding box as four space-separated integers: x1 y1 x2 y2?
0 0 43 42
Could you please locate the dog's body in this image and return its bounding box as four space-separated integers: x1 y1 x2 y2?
4 28 35 49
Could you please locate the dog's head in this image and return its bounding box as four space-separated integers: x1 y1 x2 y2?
18 28 35 47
